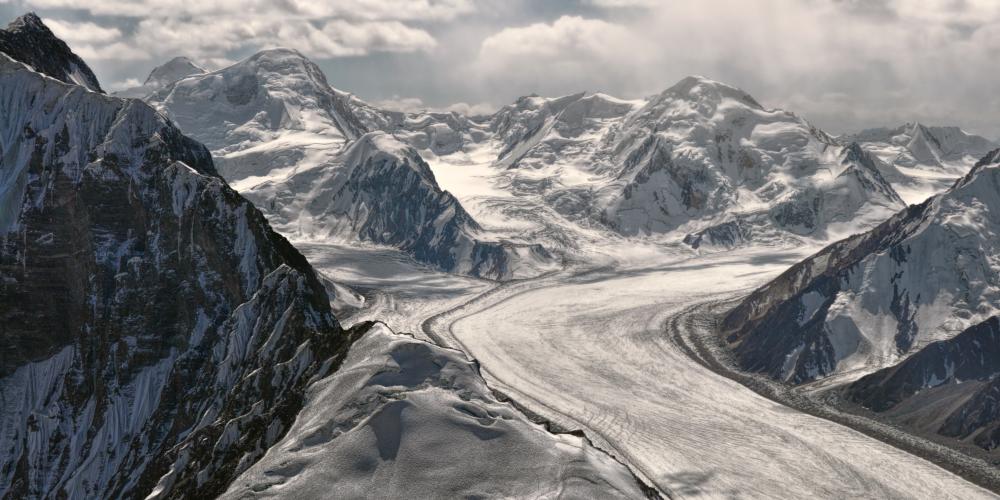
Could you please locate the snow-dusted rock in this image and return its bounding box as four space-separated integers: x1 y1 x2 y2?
602 76 904 238
845 315 1000 451
148 49 555 279
243 131 555 280
844 122 998 204
0 13 102 93
724 153 1000 387
148 48 366 169
845 122 997 170
0 35 357 498
423 77 905 246
221 324 655 499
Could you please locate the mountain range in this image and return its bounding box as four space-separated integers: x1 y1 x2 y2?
0 14 652 499
4 9 1000 499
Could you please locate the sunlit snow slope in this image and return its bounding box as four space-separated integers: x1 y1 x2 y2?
147 50 555 280
845 122 997 204
222 324 654 499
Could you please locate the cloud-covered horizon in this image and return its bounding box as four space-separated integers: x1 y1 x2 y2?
2 0 999 138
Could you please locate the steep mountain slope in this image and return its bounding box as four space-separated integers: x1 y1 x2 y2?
845 315 1000 451
845 122 998 204
242 131 554 279
347 96 492 156
0 12 102 92
147 50 552 279
594 77 904 239
222 324 657 499
0 42 359 498
114 56 206 99
0 23 622 498
389 78 905 250
147 48 366 174
723 153 1000 387
846 123 997 170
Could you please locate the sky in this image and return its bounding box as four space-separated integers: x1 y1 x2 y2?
2 0 1000 137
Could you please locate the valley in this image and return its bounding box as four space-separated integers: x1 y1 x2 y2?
4 10 1000 496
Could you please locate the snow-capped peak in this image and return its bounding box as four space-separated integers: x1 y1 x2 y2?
0 12 103 92
148 47 367 154
657 75 764 110
143 56 205 87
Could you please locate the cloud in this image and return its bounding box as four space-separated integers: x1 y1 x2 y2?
469 1 1000 136
44 18 121 44
373 95 495 115
127 17 436 60
42 17 146 60
314 19 437 56
475 16 649 96
10 0 1000 136
22 0 473 21
108 77 140 90
18 0 454 63
583 0 659 8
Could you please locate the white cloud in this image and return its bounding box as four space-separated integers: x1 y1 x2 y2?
476 16 649 95
19 0 451 64
470 2 1000 136
22 0 472 21
313 19 437 56
583 0 658 8
44 18 121 44
46 14 438 62
12 0 1000 135
373 95 496 116
42 17 146 60
108 77 140 90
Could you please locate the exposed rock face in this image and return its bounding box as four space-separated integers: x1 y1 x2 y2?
0 13 103 93
148 49 555 280
243 131 555 279
844 122 998 204
845 316 1000 451
845 122 997 169
148 48 366 179
436 77 905 243
0 39 357 499
347 97 492 157
723 153 1000 385
602 77 904 237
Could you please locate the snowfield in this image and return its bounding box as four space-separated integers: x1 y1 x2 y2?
132 49 1000 497
428 247 996 499
222 324 653 499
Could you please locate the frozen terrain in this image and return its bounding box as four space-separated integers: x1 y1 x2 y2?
222 324 654 499
296 137 999 496
146 50 555 279
845 122 997 204
102 44 1000 498
113 56 206 99
424 246 995 499
0 17 642 499
263 73 1000 497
